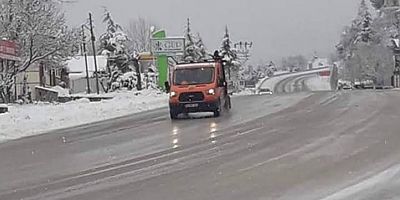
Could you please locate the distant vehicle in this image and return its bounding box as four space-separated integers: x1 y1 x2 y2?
375 84 393 90
361 80 374 89
353 81 362 89
375 84 384 90
258 88 273 95
338 80 353 90
165 57 231 119
342 84 352 90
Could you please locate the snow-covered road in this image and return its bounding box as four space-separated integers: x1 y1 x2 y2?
1 90 400 200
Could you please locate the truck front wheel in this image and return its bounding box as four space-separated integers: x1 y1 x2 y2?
214 101 221 117
170 109 179 119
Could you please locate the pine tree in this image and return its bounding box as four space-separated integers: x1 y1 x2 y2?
220 26 239 68
195 32 207 60
99 8 132 92
183 18 197 62
100 8 127 55
356 0 374 43
183 18 208 62
220 26 241 91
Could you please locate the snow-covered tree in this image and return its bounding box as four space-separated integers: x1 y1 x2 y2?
220 26 241 91
281 55 307 72
370 0 385 10
183 18 197 62
336 0 395 84
99 8 138 92
99 8 128 56
195 32 207 61
356 0 374 43
183 18 208 62
0 0 79 71
0 0 79 103
220 26 240 77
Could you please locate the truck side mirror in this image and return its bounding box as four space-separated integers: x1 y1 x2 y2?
164 81 171 93
218 78 225 87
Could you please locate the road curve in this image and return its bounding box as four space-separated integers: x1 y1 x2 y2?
1 90 400 200
274 74 315 94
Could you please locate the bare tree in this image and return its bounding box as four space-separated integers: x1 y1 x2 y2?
0 0 79 103
281 55 308 72
126 17 157 53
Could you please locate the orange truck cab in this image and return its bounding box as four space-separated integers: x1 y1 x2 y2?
165 59 231 119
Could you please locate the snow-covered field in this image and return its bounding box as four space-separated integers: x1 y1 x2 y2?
0 90 168 142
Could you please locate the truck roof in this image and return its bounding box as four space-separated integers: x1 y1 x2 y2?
175 62 216 69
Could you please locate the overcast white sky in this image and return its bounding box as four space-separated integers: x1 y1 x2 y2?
64 0 361 64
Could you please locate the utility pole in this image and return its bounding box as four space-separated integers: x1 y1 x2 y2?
82 25 91 94
89 13 100 94
14 64 17 102
132 53 142 91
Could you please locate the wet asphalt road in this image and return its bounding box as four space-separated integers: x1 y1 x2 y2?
1 79 400 199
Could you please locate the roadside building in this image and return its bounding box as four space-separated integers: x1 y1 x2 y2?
16 63 69 101
1 39 69 102
0 40 20 103
66 56 108 94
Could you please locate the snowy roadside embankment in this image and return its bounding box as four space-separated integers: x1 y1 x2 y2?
305 76 332 91
260 68 330 90
0 90 168 142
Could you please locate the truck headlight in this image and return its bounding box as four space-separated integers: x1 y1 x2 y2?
207 89 215 95
170 91 177 97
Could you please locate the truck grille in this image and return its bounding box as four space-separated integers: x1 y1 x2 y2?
179 92 204 102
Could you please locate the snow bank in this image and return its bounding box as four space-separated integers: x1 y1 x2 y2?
305 76 332 91
233 88 256 96
51 86 70 97
321 164 400 200
274 70 290 76
254 71 291 89
0 90 168 142
260 68 329 90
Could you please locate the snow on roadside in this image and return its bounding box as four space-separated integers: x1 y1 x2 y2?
233 88 256 96
0 90 168 142
305 76 332 91
51 86 70 97
274 70 290 76
254 71 290 89
260 68 329 90
320 164 400 200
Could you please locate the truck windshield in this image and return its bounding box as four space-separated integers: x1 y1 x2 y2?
174 67 214 85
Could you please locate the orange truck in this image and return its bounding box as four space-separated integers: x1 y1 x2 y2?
165 58 231 119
